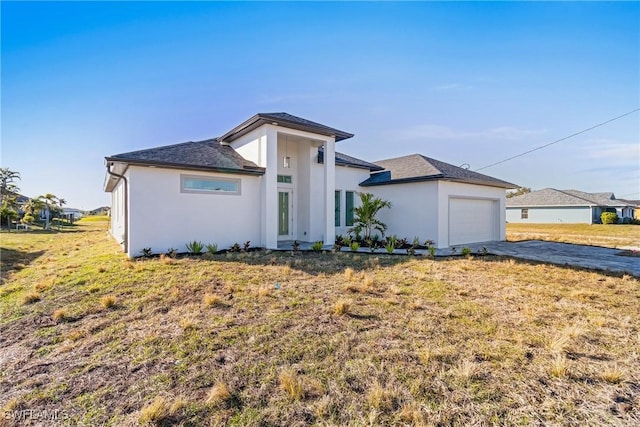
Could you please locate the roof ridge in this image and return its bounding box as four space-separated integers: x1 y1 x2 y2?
110 139 218 157
554 189 599 205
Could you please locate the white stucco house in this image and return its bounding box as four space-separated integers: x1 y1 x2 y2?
506 188 636 224
104 113 517 257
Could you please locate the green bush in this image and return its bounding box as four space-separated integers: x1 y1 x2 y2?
205 243 218 255
601 212 618 224
186 240 204 254
312 241 323 252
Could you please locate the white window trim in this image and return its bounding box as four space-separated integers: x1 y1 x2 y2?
180 174 241 195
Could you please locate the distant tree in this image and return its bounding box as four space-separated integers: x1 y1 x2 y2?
0 167 20 207
38 193 61 230
0 195 19 231
24 198 45 217
507 187 531 198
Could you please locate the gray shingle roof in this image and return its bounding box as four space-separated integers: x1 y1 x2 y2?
360 154 517 189
317 148 384 171
106 139 264 174
506 188 633 207
220 112 354 142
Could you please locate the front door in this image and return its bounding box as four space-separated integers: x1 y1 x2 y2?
278 189 293 239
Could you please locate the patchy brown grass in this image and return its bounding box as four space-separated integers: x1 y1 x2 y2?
0 220 639 425
507 223 640 248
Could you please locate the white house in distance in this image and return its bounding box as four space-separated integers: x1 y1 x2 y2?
506 188 636 224
104 113 517 257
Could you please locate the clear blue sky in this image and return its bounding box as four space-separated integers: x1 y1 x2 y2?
2 1 638 209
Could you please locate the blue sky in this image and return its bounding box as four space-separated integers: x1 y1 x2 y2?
2 1 638 209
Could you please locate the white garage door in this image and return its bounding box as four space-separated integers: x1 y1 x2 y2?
449 198 497 246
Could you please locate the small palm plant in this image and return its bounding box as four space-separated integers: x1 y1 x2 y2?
349 193 392 242
185 240 204 254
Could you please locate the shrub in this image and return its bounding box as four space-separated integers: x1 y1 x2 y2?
243 241 251 252
21 292 40 305
312 241 323 252
100 295 117 309
140 247 152 257
461 247 471 256
333 299 352 315
230 243 241 253
203 293 223 307
185 241 204 254
385 241 395 254
350 241 360 252
52 309 68 323
205 243 218 255
601 212 618 224
139 396 180 424
21 214 35 225
406 246 416 256
207 382 232 405
166 248 178 258
428 245 436 257
279 369 304 400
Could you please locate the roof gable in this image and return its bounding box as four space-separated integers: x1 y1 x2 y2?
219 112 354 143
360 154 517 189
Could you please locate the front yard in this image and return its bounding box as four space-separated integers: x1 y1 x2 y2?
507 223 640 249
1 220 638 425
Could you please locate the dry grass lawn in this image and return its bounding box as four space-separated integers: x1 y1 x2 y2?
1 220 639 426
507 223 640 249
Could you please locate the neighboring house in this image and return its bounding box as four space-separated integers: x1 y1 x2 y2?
104 112 516 257
62 208 84 220
88 206 111 216
618 199 640 220
506 188 636 224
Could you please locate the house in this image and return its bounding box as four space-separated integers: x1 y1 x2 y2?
61 208 84 221
506 188 636 224
104 113 517 257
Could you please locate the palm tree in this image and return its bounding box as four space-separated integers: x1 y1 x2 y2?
0 167 20 207
0 194 19 231
349 192 392 241
24 198 45 227
38 193 59 230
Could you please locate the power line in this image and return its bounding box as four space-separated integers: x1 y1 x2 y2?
475 108 640 172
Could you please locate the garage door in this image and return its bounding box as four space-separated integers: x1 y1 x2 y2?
448 198 497 246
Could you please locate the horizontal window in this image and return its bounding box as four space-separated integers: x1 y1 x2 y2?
181 175 240 195
277 175 292 184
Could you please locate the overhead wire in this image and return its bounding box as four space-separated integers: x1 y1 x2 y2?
475 108 640 171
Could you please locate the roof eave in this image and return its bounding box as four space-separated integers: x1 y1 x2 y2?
360 174 445 187
104 157 266 176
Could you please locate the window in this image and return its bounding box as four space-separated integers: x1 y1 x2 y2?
335 190 341 226
521 208 528 219
346 191 355 226
277 175 292 183
181 175 240 195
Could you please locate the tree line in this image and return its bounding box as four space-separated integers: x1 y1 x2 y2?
0 167 67 231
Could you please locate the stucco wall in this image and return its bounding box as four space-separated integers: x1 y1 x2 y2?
109 173 127 248
506 206 592 223
438 181 506 247
334 166 371 237
127 166 262 257
368 181 439 244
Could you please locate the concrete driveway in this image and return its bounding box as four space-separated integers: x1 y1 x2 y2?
460 240 640 277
